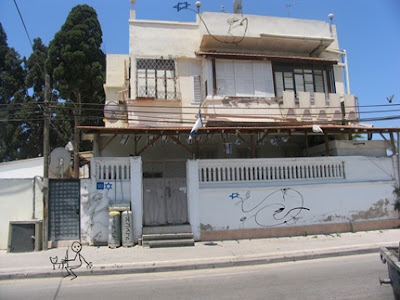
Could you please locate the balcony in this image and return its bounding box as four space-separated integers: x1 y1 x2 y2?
126 97 185 127
202 91 358 125
198 12 335 55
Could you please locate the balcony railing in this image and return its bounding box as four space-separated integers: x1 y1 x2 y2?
198 157 345 185
201 92 358 125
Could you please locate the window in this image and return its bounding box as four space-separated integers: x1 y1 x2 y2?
192 75 202 103
136 59 176 100
215 60 275 97
273 64 334 98
190 61 203 103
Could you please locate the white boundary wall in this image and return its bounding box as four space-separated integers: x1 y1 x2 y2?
80 157 142 245
0 179 43 249
81 155 398 244
187 156 398 239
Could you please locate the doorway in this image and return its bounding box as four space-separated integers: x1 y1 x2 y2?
142 161 188 226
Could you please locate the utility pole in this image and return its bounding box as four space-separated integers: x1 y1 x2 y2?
73 94 81 178
42 74 50 250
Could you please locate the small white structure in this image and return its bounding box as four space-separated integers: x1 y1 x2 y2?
0 158 44 250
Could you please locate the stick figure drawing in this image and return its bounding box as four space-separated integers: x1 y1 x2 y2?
50 241 93 280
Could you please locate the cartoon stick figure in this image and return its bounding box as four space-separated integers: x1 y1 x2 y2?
62 241 93 280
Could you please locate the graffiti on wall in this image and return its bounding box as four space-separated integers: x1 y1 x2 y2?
81 192 109 244
229 188 310 227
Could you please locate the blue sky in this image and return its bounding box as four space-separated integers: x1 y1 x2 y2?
1 0 399 128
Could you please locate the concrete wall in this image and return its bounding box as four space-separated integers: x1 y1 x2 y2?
199 12 333 41
80 178 131 245
80 157 142 245
186 156 398 240
0 179 43 249
129 19 200 58
0 158 43 179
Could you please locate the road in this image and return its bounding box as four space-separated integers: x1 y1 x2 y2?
0 253 394 299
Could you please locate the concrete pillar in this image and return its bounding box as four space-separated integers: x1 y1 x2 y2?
186 160 200 240
130 156 143 243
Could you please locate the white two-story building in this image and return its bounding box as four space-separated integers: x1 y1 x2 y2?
76 1 400 247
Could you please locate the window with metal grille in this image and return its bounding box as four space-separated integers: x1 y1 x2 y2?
136 58 177 100
273 64 334 98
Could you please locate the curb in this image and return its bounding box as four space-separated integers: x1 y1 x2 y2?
0 245 387 280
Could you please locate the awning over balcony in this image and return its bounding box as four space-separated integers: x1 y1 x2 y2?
195 51 339 65
79 124 399 158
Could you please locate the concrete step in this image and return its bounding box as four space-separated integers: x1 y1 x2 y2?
142 233 194 241
143 238 195 248
143 224 192 235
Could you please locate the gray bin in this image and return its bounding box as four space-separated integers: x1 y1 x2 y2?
108 211 121 248
121 211 134 247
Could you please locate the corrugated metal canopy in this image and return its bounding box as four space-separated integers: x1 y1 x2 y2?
79 125 400 138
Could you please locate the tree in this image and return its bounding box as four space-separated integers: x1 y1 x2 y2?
24 38 74 157
46 5 105 177
0 23 27 162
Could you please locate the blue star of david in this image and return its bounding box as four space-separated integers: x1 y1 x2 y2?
105 182 113 190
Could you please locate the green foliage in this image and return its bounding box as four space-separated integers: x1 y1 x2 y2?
45 5 105 161
46 4 105 111
0 23 28 162
1 5 105 164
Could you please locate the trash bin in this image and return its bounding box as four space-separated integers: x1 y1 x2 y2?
108 211 121 248
121 210 134 247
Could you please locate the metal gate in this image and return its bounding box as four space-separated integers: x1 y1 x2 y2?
143 178 188 226
48 179 80 241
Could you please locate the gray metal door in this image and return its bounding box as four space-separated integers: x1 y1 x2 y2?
48 179 80 241
143 178 188 226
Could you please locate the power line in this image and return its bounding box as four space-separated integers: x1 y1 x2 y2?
13 0 33 49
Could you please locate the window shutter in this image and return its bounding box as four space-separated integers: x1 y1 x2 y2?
192 75 202 103
253 62 274 97
216 60 235 96
235 61 254 96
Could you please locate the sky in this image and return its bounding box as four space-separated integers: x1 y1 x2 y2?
0 0 399 129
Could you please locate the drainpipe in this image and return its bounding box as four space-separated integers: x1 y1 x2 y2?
325 48 350 94
32 176 44 219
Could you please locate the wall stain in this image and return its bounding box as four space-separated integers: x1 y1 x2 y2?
200 223 214 231
351 199 390 220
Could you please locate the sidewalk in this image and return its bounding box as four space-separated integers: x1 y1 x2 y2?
1 229 399 280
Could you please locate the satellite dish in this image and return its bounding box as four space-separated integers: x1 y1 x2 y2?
234 0 243 14
49 147 71 178
104 101 125 123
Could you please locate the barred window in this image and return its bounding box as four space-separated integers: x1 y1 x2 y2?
136 59 176 100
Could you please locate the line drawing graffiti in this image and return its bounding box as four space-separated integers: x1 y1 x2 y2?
230 188 310 227
50 241 93 280
82 192 109 245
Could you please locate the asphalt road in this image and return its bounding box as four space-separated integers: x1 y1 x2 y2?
0 253 395 300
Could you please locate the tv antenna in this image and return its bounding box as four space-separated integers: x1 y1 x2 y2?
234 0 243 14
286 2 300 17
